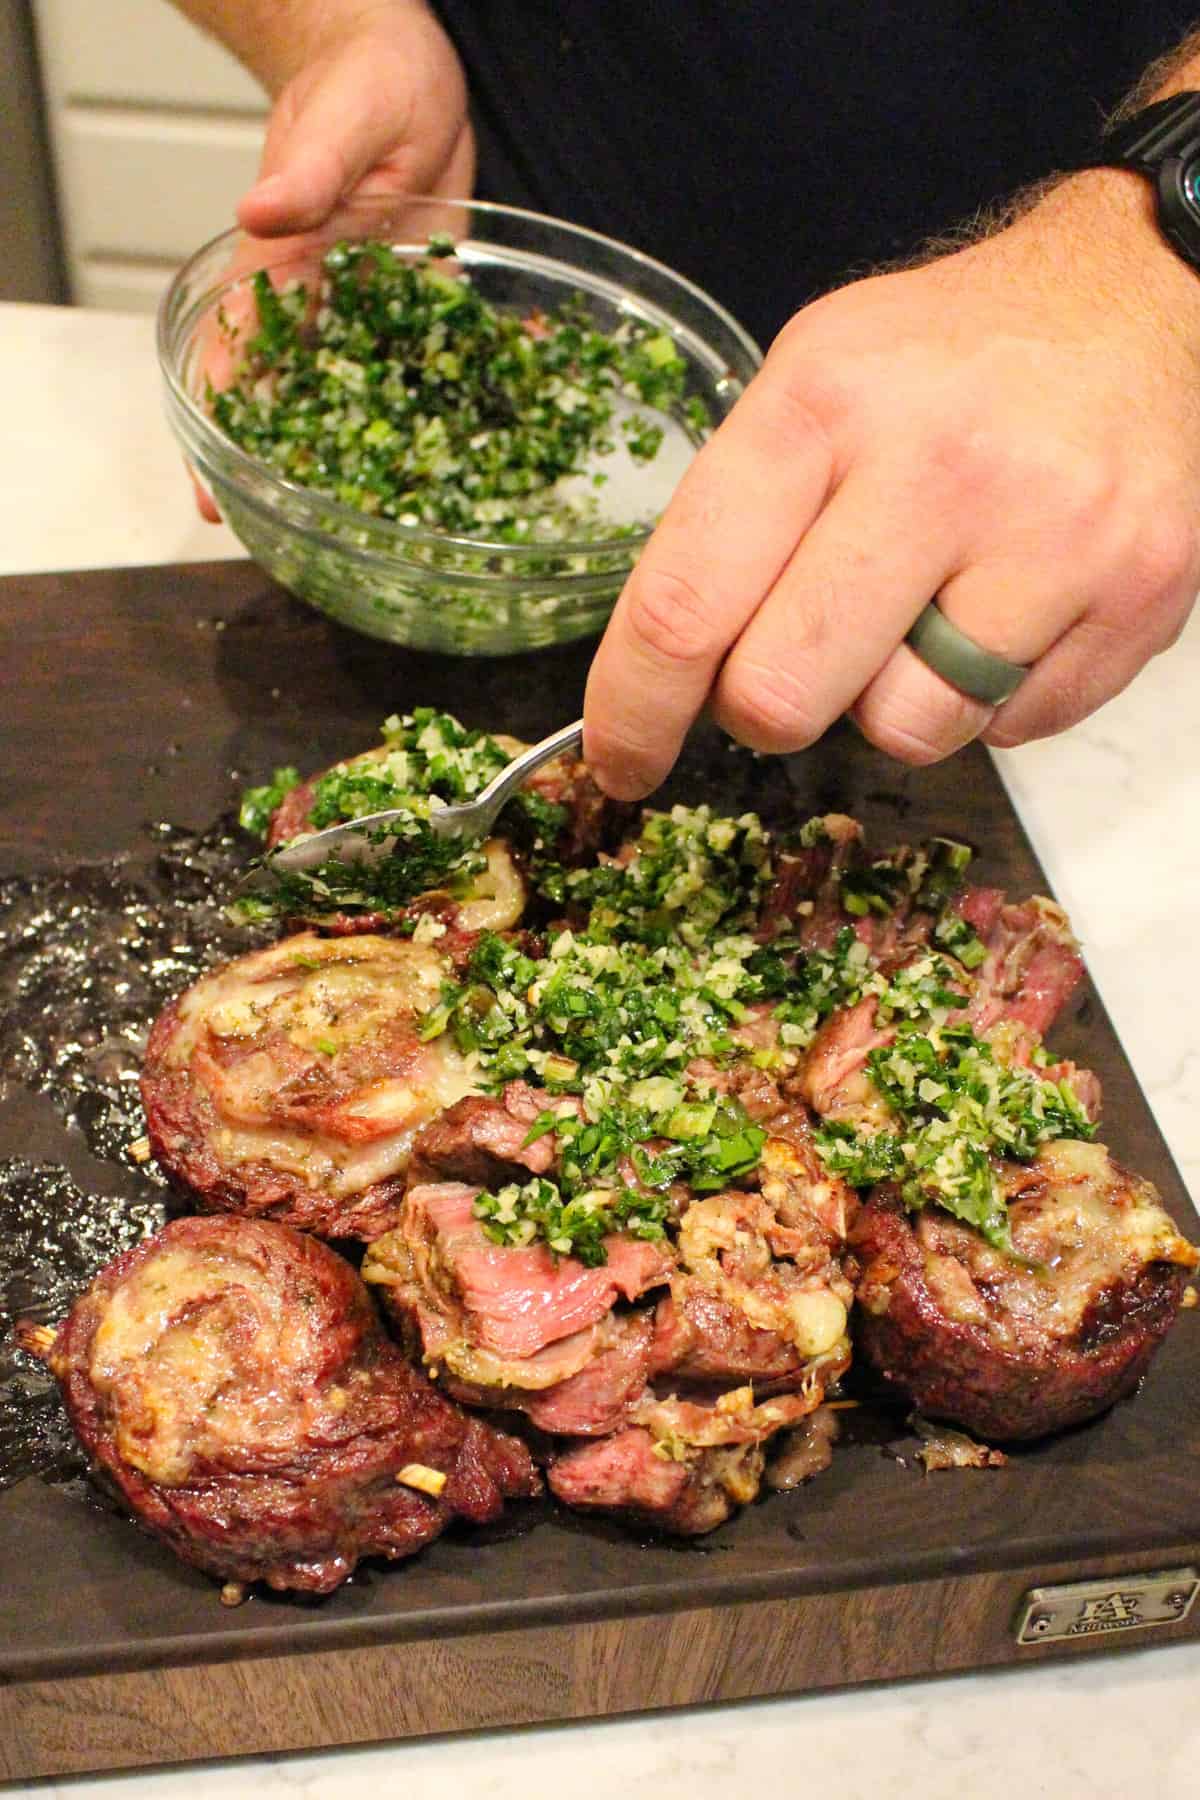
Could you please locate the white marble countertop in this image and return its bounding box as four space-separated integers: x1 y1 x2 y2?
2 301 1197 1799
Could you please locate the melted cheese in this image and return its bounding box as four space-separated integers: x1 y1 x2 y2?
456 838 527 933
211 1041 481 1197
90 1247 272 1485
171 934 447 1065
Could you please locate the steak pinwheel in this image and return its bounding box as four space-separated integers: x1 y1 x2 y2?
239 708 627 936
140 931 485 1238
18 1215 539 1595
851 1140 1199 1440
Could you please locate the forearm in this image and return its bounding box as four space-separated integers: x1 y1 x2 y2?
1006 33 1200 347
169 0 422 95
1112 24 1200 116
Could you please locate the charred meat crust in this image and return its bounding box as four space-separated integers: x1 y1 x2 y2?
407 1087 558 1188
39 1216 539 1594
850 1155 1191 1441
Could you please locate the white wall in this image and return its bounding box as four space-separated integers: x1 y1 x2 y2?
34 0 267 311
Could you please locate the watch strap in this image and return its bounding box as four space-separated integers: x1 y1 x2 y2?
1095 92 1200 172
1082 90 1200 271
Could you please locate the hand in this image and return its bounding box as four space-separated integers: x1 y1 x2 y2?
190 0 471 521
583 170 1200 799
238 1 472 238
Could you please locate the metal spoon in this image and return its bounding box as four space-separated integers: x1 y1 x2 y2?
239 719 584 892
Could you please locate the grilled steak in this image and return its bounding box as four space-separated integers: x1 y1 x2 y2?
851 1140 1198 1440
124 770 1194 1553
19 1216 539 1595
798 937 1099 1134
548 1386 821 1533
757 814 866 950
140 932 485 1238
443 1311 657 1437
407 1083 567 1187
957 891 1085 1037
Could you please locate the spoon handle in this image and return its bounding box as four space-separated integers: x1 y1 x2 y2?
446 718 584 837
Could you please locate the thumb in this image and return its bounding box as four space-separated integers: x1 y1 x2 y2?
237 37 419 237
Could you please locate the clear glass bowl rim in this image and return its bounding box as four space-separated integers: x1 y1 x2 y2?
156 193 764 563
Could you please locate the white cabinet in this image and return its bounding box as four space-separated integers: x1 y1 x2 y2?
34 0 267 311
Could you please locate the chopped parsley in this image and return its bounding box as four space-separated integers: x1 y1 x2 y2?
238 766 300 838
812 957 1095 1251
234 709 564 921
474 1177 671 1267
237 812 487 925
839 863 910 919
932 910 988 969
769 928 875 1050
557 804 772 946
210 239 706 540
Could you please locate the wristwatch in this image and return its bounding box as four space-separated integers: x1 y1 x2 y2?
1083 91 1200 271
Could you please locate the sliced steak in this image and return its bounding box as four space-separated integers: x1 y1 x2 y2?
445 1311 656 1437
959 891 1085 1037
388 1181 674 1362
649 1287 814 1387
797 940 1098 1133
757 814 864 949
19 1216 539 1596
548 1386 818 1534
851 1139 1198 1440
549 1427 698 1526
757 821 970 962
797 992 898 1128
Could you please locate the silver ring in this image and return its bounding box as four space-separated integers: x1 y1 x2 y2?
905 602 1030 706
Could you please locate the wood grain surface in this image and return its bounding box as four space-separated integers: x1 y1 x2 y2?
2 561 1198 1782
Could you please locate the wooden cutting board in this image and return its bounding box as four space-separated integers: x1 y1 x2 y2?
2 562 1197 1782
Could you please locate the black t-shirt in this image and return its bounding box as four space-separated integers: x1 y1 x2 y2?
433 2 1195 347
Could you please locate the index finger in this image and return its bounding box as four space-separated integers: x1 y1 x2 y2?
582 368 838 799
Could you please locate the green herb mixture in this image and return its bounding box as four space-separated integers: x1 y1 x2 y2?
239 719 1093 1265
211 237 707 540
236 708 565 922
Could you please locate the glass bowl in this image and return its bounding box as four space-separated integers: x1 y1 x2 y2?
158 195 762 655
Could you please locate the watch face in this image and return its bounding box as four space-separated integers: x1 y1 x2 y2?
1159 156 1200 268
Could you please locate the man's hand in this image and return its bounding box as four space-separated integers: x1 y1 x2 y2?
237 2 472 237
584 168 1200 799
172 0 471 519
173 0 472 237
